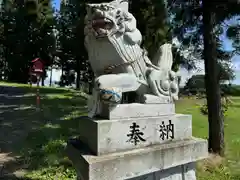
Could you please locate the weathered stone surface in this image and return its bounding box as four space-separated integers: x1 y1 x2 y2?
140 94 172 104
66 137 208 180
107 103 175 120
85 0 179 118
89 102 175 120
128 162 196 180
79 114 192 155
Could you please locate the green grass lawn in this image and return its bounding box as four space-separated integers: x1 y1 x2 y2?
1 82 240 180
177 97 240 180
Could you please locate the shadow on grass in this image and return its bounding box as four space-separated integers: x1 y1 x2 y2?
0 85 75 96
0 87 88 179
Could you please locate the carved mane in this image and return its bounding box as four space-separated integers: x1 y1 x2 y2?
84 0 147 81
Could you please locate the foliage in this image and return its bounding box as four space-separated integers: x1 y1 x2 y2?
24 0 54 26
221 84 240 96
0 0 55 83
200 96 231 117
184 75 205 95
129 0 170 57
129 0 239 74
226 18 240 54
56 0 94 88
0 0 238 86
129 0 192 71
58 70 75 87
169 0 239 74
184 72 235 96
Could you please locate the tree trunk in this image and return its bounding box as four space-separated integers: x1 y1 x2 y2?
49 65 53 87
203 0 225 156
76 58 80 90
76 71 80 90
41 77 45 86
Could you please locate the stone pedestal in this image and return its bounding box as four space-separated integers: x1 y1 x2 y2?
66 104 208 180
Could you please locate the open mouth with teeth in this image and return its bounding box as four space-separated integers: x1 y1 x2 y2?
92 16 114 37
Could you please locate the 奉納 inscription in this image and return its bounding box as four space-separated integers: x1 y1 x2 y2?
127 122 146 145
159 120 174 140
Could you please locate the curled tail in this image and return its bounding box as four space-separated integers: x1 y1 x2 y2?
152 43 173 70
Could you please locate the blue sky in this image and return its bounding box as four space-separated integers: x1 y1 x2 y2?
219 17 240 84
49 0 240 86
53 0 60 10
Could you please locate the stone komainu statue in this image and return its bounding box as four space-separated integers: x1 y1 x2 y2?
84 0 179 118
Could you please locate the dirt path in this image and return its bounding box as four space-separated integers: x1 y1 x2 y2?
0 86 37 179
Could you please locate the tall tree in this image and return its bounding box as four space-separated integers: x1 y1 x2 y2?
0 0 55 83
57 0 81 87
130 0 170 58
0 0 29 82
24 0 56 81
149 0 240 155
202 0 240 156
169 0 238 72
57 0 96 90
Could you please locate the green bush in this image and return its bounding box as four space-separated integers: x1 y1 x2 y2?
200 96 231 117
220 84 240 96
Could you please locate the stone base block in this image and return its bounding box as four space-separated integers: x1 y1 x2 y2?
140 94 172 104
128 162 196 180
101 103 175 120
79 114 192 155
66 137 208 180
